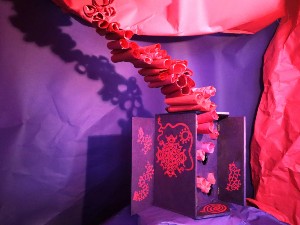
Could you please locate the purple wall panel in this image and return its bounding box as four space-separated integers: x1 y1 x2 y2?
0 0 277 224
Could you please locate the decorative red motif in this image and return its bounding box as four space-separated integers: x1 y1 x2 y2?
133 162 154 201
156 117 194 177
137 127 152 154
199 203 228 214
226 162 242 191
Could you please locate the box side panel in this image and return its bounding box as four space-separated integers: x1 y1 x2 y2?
154 113 197 218
131 117 155 214
217 117 246 205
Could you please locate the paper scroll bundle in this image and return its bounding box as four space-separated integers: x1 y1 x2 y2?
82 1 218 135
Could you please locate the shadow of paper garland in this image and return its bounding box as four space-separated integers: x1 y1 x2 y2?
5 0 151 224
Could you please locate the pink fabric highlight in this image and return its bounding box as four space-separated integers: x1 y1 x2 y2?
199 142 215 153
196 150 206 161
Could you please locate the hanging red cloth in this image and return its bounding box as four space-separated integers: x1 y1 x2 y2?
52 0 284 35
250 1 300 224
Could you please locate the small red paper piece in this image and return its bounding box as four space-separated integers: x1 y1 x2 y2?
226 162 242 191
137 127 152 155
133 162 154 202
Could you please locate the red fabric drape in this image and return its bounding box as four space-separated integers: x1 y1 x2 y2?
250 1 300 224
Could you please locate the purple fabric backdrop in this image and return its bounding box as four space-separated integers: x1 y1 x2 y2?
0 0 277 224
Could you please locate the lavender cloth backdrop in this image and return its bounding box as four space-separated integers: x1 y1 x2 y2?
0 0 277 224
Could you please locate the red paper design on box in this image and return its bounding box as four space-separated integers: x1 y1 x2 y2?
156 117 193 177
133 162 154 201
199 203 228 214
137 127 152 154
226 162 241 191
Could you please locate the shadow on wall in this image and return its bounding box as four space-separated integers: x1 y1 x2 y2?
5 0 151 224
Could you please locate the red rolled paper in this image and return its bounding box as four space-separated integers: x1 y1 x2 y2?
166 101 215 112
105 29 134 40
165 85 192 98
107 39 130 50
111 49 139 63
197 122 214 134
150 58 172 68
192 86 216 98
209 129 219 140
138 68 167 76
169 62 187 75
133 58 172 69
186 77 196 88
83 5 97 18
161 83 181 95
144 72 173 82
137 44 161 53
176 75 187 87
184 68 193 76
197 110 219 123
165 94 205 105
92 11 105 22
147 76 177 88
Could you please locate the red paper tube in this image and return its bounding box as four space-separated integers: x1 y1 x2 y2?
133 58 172 69
83 5 97 18
199 142 215 153
197 110 219 124
209 129 219 139
184 68 193 76
165 90 185 98
105 30 134 40
130 42 139 49
176 75 187 87
164 86 191 98
106 22 120 32
166 102 214 113
144 72 173 82
102 6 116 17
150 58 172 68
147 77 176 88
111 49 138 63
107 39 130 50
181 85 191 95
169 62 187 75
138 68 167 76
139 54 153 64
192 86 216 98
197 122 214 134
186 77 196 88
92 12 106 22
137 44 161 54
165 94 204 105
161 83 181 95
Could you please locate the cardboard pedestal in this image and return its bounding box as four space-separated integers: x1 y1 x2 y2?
131 112 245 219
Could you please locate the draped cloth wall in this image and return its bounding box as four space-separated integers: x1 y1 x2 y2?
52 1 300 224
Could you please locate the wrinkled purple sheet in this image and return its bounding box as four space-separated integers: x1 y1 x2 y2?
103 204 287 225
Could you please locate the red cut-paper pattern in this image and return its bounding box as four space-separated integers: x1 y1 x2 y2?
156 117 194 177
199 203 228 214
226 162 242 191
137 127 152 154
133 162 154 202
